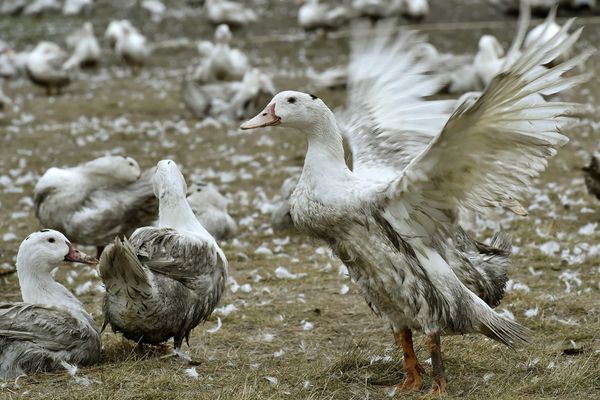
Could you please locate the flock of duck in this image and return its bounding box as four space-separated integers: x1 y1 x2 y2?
0 0 598 396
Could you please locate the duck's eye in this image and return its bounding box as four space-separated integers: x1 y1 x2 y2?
48 238 55 243
287 97 296 104
128 162 134 167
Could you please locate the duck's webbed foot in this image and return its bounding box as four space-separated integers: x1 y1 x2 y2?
427 332 448 396
394 328 425 392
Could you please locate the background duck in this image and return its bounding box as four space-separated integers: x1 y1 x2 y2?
0 230 100 379
187 182 237 241
63 22 101 70
34 155 158 258
26 41 70 95
205 0 257 27
99 160 228 350
194 24 249 83
297 0 351 31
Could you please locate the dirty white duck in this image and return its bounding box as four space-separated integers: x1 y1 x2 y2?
26 41 70 95
205 0 257 26
524 6 571 65
63 0 94 15
99 160 227 350
194 24 249 83
141 0 166 22
298 0 351 30
401 0 429 20
105 20 135 49
0 230 100 379
114 23 152 71
24 0 61 16
63 22 101 70
240 20 588 394
34 155 158 258
187 182 237 240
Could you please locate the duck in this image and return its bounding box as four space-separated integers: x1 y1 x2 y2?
351 0 403 19
583 154 600 201
306 66 348 90
105 20 134 50
187 182 237 240
99 160 228 350
23 0 61 16
63 22 101 70
298 0 351 30
0 80 10 110
194 24 249 83
26 41 70 96
401 0 429 20
62 0 94 15
240 19 587 394
141 0 166 22
1 0 27 16
524 6 571 66
33 155 158 258
114 23 152 71
0 230 100 379
205 0 257 27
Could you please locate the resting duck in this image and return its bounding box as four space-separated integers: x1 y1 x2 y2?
26 41 70 95
23 0 61 16
105 20 134 50
194 24 249 83
298 0 351 30
0 230 100 379
63 22 101 70
62 0 94 15
241 19 587 394
114 23 152 71
187 182 237 240
34 155 158 258
99 160 227 350
205 0 257 27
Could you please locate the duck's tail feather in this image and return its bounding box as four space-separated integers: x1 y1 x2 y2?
99 237 151 296
479 310 532 349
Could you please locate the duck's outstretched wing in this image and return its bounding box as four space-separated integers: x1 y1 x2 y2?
129 227 226 292
385 21 589 237
69 168 158 245
0 303 100 378
339 20 456 183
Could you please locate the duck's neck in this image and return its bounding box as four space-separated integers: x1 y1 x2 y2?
17 257 86 317
158 194 215 241
302 111 349 179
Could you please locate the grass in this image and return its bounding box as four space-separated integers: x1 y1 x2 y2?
1 1 600 399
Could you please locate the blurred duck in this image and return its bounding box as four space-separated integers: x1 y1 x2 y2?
0 80 10 110
105 20 135 50
401 0 429 20
99 160 228 350
524 6 571 65
194 24 249 83
306 66 348 90
298 0 351 30
24 0 61 16
34 155 158 258
62 0 94 15
187 182 238 240
1 0 27 16
583 154 600 201
26 41 70 95
114 23 152 71
141 0 166 22
473 35 507 87
205 0 257 26
63 22 101 70
0 230 100 379
352 0 398 19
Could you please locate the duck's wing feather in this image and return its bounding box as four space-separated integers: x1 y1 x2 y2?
0 303 99 352
340 20 456 182
384 22 589 237
69 168 158 244
129 227 225 292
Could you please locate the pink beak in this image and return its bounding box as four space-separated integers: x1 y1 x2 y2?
64 243 98 265
240 103 281 130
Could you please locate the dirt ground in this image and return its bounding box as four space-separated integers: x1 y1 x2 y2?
0 1 599 399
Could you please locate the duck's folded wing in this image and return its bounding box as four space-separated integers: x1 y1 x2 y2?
339 20 455 182
0 303 97 351
386 22 589 236
129 227 223 292
69 168 158 243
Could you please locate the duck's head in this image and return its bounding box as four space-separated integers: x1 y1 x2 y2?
153 159 187 200
17 230 97 274
478 35 504 58
84 155 141 182
215 24 232 44
240 90 331 132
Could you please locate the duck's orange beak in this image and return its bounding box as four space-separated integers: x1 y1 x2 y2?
240 103 281 130
64 243 98 265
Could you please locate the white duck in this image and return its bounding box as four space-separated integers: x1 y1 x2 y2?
114 23 152 71
473 35 506 87
26 41 70 95
351 0 402 19
298 0 351 30
187 182 237 240
105 20 134 50
401 0 429 20
240 20 587 395
524 6 571 65
62 0 94 15
23 0 61 16
205 0 257 26
306 66 348 90
141 0 166 22
34 155 158 258
0 230 100 379
63 22 101 70
1 0 27 16
194 24 249 83
99 160 228 350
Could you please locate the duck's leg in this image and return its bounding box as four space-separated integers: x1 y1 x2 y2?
427 332 447 396
394 327 425 391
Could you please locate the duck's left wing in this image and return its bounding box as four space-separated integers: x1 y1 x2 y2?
340 20 455 183
385 21 589 236
129 227 226 292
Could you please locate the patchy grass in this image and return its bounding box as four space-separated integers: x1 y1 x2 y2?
1 1 600 399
